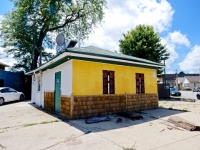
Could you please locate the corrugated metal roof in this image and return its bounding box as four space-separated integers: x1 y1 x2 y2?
67 46 164 66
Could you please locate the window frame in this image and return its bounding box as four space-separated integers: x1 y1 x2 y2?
103 70 115 94
37 76 41 92
136 73 145 94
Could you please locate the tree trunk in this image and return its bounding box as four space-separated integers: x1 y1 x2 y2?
31 52 39 70
31 30 46 70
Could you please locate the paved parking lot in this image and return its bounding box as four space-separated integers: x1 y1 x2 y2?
180 91 198 99
0 100 200 150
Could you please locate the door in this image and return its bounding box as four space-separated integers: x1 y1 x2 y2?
54 72 61 114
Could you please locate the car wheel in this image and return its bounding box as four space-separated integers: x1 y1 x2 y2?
197 95 200 100
0 97 4 106
20 95 25 101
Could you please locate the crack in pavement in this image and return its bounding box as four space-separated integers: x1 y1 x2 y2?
41 133 86 150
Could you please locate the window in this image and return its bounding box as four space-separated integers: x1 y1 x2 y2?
136 73 145 94
0 88 9 93
103 70 115 94
38 76 40 91
9 88 17 92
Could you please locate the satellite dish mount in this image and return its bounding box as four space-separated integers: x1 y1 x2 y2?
56 34 66 54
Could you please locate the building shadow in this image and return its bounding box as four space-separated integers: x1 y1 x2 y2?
28 102 185 134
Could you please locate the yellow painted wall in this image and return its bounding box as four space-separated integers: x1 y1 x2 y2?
72 60 157 95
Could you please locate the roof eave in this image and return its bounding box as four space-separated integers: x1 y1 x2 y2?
25 51 165 75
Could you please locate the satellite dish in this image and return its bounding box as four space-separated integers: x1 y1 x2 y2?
56 34 65 46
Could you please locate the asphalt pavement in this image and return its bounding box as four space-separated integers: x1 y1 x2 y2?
1 100 200 150
180 91 198 99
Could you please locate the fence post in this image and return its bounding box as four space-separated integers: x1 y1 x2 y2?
126 92 127 111
70 93 74 119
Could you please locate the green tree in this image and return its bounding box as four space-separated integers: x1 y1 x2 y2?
119 24 169 76
0 0 106 72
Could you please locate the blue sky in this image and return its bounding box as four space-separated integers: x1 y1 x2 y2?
0 0 200 74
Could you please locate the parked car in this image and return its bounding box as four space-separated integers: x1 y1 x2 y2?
193 87 200 92
170 88 181 96
183 86 192 91
0 87 25 106
197 91 200 100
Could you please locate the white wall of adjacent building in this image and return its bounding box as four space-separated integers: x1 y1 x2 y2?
183 78 200 89
31 60 72 107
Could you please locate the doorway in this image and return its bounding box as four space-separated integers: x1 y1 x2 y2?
54 72 61 114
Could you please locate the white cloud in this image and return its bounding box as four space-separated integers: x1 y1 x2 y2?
83 0 174 51
161 31 190 68
167 31 190 47
179 45 200 72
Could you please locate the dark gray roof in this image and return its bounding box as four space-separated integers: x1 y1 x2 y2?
185 76 200 83
165 74 200 80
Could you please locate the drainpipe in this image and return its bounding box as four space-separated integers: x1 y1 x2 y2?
40 70 43 107
164 59 166 98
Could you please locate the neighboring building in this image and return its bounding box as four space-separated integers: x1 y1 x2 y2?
0 61 9 70
0 70 25 92
183 76 200 89
26 46 164 119
163 73 199 88
177 77 185 90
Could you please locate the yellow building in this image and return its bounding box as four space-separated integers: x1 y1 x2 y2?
27 46 165 119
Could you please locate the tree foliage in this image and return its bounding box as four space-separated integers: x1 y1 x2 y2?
119 24 169 75
0 0 106 72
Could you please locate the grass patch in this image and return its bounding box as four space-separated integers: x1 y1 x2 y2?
0 131 5 134
23 120 60 127
182 108 188 112
23 123 38 127
40 120 60 124
168 107 173 110
0 144 6 149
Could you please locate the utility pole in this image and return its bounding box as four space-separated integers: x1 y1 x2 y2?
32 23 35 69
175 69 178 90
163 59 166 98
78 18 81 48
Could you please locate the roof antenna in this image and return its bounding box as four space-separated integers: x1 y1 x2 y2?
78 18 82 48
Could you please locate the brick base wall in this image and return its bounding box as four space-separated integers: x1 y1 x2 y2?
60 96 71 118
44 92 54 112
43 92 158 119
60 93 158 119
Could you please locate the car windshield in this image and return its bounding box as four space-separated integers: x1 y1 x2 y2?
170 88 176 91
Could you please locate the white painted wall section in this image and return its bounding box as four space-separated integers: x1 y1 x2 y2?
40 60 72 107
